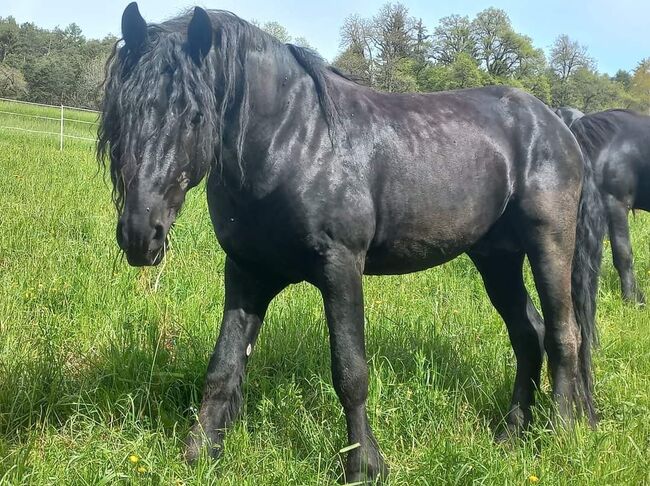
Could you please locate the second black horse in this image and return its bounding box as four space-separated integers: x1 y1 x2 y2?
557 107 649 304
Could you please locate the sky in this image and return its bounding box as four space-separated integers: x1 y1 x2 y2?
3 0 649 75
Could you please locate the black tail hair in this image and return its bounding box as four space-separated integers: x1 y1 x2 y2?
571 142 606 424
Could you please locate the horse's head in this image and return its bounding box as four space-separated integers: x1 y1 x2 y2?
99 3 216 266
554 106 585 128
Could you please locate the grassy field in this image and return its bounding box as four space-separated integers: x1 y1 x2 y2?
0 99 98 144
0 105 649 485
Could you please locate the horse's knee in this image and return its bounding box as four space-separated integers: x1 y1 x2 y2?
203 360 244 401
545 323 580 369
612 247 633 272
332 355 369 409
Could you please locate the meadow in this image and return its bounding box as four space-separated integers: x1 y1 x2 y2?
0 103 648 484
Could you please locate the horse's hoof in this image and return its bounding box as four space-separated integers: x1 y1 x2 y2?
344 466 388 485
495 428 516 444
635 292 646 306
343 448 388 484
623 290 646 306
495 421 527 443
184 427 223 464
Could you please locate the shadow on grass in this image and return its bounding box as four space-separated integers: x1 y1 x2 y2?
0 303 516 473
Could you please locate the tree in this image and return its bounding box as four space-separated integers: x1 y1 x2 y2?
258 21 292 43
293 36 312 49
0 63 26 97
612 69 632 90
447 53 484 89
335 3 420 91
568 67 620 112
0 16 19 63
22 50 83 105
471 8 538 78
335 14 375 84
339 14 374 59
549 35 595 107
519 73 552 104
333 48 373 85
628 58 650 114
372 3 417 91
419 53 484 92
253 21 316 52
431 15 475 65
549 35 593 82
71 56 106 108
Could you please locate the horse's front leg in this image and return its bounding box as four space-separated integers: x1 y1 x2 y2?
185 257 286 462
318 247 388 483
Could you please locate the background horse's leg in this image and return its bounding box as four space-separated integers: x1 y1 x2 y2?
185 257 287 462
318 248 388 483
469 251 544 438
604 195 645 304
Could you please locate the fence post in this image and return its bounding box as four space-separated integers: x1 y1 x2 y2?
59 104 64 151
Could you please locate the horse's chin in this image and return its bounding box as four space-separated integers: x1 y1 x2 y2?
125 247 165 267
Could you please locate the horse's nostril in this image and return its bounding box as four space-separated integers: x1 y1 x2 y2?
153 223 165 243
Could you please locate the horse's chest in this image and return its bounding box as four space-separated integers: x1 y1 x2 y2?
207 193 311 281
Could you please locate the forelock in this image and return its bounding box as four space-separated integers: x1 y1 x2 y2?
98 26 217 212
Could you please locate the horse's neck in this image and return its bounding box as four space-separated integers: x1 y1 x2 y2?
218 46 322 188
243 48 311 121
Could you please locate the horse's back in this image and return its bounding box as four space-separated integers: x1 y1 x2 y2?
580 110 650 209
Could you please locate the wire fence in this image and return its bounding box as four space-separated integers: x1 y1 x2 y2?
0 97 99 150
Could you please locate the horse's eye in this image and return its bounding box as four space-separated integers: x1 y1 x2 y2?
191 112 204 125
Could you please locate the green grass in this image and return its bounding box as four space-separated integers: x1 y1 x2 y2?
0 108 649 485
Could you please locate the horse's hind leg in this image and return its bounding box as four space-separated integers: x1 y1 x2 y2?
519 198 581 424
469 251 544 438
604 194 645 304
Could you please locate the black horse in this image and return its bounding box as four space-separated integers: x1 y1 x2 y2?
556 107 649 304
556 106 586 128
99 4 605 482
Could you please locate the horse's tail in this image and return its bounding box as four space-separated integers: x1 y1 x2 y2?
571 136 606 424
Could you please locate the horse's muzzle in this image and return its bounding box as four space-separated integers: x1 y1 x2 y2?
117 216 167 267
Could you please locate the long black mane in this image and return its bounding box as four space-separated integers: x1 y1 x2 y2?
570 109 637 160
98 9 343 211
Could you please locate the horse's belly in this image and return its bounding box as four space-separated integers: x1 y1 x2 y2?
365 211 503 274
635 165 650 210
365 165 511 275
364 239 465 275
364 203 504 275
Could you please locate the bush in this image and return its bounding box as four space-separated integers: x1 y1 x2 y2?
0 63 26 98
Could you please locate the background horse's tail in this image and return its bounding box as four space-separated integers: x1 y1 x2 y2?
571 140 606 424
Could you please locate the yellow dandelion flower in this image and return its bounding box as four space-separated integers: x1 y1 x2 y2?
528 475 539 483
137 466 147 474
128 454 140 464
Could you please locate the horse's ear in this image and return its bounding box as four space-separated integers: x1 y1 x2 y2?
187 7 213 64
121 2 147 53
